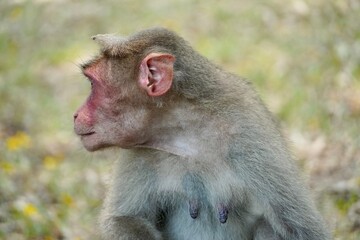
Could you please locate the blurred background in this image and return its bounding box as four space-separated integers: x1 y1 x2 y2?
0 0 359 239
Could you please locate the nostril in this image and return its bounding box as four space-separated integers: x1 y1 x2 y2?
73 113 78 120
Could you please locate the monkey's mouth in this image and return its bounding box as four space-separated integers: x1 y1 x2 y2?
79 131 95 137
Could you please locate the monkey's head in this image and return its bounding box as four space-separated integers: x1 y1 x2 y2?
74 28 176 151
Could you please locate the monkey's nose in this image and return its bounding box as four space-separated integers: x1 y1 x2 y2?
73 113 78 120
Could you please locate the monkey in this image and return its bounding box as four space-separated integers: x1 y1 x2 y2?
73 27 330 240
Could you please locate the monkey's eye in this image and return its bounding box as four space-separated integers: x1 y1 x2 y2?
87 78 95 90
83 72 96 90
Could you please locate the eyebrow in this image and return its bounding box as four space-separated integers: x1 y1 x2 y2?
80 56 103 70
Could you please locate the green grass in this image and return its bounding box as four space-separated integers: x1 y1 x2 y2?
0 0 359 239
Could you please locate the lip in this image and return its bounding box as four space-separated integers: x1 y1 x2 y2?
79 131 95 137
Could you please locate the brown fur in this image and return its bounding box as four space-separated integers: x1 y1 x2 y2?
74 27 330 240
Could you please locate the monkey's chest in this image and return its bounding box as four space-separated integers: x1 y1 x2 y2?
159 193 257 240
156 170 258 240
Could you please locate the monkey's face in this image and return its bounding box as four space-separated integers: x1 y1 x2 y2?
74 53 175 152
74 57 148 151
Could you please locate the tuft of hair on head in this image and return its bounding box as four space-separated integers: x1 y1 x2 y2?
91 33 141 57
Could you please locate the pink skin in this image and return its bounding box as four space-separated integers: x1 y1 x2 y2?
74 53 176 151
74 58 145 151
139 53 175 97
74 60 108 144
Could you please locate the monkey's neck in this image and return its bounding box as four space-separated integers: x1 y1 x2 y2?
136 103 230 159
141 134 200 158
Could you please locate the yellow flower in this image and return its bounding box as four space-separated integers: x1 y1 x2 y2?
5 132 31 151
43 156 57 170
62 193 74 207
0 161 14 174
43 155 63 170
23 203 39 218
10 6 23 20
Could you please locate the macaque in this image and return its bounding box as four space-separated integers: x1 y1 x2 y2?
74 27 330 240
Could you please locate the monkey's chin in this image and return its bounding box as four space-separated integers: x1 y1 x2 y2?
80 135 110 152
83 143 102 152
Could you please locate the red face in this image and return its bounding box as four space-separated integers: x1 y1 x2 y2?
74 53 175 152
73 57 151 151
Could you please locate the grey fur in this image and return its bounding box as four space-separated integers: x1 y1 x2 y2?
81 27 330 240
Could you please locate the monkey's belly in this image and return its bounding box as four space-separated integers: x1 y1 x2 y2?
162 201 257 240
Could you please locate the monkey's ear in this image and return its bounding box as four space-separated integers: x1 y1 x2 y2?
139 53 175 97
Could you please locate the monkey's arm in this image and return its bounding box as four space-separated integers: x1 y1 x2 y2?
227 132 330 240
253 219 282 240
100 215 163 240
100 189 163 240
100 152 163 240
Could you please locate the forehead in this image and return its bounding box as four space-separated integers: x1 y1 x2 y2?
81 56 108 82
81 54 103 70
81 54 138 86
